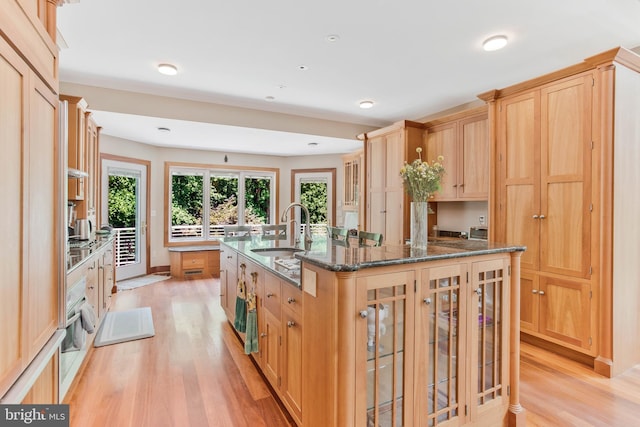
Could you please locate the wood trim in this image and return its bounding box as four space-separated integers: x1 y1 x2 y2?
477 47 640 102
101 153 152 276
422 105 487 128
594 64 615 376
290 168 337 226
358 119 424 140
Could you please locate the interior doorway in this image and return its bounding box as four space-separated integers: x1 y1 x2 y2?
101 157 149 280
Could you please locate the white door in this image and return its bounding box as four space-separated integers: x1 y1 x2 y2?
101 159 147 280
293 170 334 234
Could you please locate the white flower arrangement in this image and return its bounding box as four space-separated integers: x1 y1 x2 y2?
399 147 445 202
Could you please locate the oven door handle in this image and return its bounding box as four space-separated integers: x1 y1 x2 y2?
66 311 82 328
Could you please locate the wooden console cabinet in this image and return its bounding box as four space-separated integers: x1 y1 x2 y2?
169 247 220 280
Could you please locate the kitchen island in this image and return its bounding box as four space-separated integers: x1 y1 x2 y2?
220 236 525 427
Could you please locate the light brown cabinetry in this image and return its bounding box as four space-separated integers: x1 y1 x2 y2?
342 149 364 228
62 95 87 201
219 247 238 323
280 284 303 423
494 72 594 353
482 47 640 375
170 248 220 280
21 354 58 404
425 108 489 201
364 121 423 244
99 242 115 319
0 21 60 398
85 112 100 217
302 251 522 427
261 271 282 389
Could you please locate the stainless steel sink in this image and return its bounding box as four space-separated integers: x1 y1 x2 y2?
251 247 304 258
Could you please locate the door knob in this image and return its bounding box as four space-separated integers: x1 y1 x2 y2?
359 310 368 318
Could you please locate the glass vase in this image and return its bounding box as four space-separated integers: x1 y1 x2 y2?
410 201 429 250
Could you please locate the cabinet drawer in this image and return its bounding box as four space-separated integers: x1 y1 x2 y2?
221 248 237 268
264 274 281 318
282 284 302 316
182 252 205 270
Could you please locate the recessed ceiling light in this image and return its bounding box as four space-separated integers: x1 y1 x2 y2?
482 35 508 52
297 65 309 71
157 63 178 75
326 34 340 43
359 100 375 109
157 127 171 133
308 142 319 146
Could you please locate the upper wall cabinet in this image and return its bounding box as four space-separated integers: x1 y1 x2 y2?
424 108 489 201
342 149 364 229
61 95 87 202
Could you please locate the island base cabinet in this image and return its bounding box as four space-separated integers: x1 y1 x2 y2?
316 255 515 427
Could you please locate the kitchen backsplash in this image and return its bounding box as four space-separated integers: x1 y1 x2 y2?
435 201 488 235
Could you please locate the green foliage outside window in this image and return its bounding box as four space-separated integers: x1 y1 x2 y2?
300 182 327 224
108 175 137 228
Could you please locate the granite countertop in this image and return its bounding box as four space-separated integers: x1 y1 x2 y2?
222 235 525 287
67 233 116 273
168 245 219 252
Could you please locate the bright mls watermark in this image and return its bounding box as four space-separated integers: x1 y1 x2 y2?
0 405 68 427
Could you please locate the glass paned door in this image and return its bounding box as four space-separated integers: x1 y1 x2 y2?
357 270 415 427
102 159 147 280
419 264 466 427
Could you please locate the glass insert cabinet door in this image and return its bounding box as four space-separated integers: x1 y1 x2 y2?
419 263 466 427
418 259 509 427
355 270 416 427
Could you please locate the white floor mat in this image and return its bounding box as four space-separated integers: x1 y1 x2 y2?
94 307 155 347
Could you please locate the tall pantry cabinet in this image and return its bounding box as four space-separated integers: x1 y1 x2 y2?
481 47 640 376
0 0 64 401
363 121 423 245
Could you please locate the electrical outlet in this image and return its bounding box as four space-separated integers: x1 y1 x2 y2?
479 215 486 225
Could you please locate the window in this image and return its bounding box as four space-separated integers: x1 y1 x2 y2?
166 163 277 243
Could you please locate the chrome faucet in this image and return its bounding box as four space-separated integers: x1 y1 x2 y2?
281 202 313 251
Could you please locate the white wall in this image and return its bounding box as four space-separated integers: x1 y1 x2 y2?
435 201 488 236
100 135 345 268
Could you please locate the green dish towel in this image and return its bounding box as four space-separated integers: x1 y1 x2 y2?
234 297 247 332
244 309 258 354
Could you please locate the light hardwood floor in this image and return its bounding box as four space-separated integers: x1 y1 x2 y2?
64 277 640 426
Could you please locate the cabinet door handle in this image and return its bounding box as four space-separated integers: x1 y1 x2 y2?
532 214 539 219
267 293 274 298
359 310 368 318
452 184 458 188
423 297 432 305
474 288 482 296
458 183 464 188
380 210 386 214
287 321 296 328
287 297 296 304
260 333 267 338
538 291 545 296
532 289 538 294
539 214 546 219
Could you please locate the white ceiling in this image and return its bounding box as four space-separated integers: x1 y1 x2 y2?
57 0 640 156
